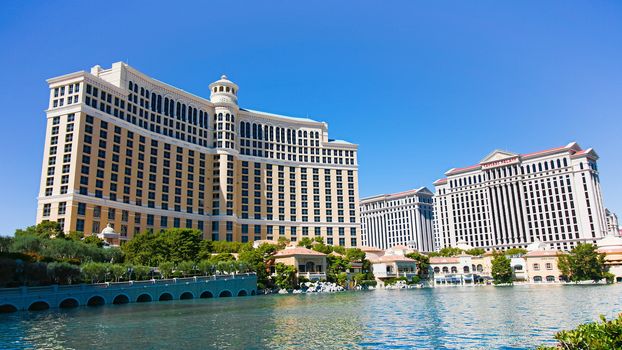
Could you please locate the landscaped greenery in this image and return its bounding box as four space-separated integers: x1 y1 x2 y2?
558 243 610 283
491 252 513 285
538 314 622 350
1 222 375 291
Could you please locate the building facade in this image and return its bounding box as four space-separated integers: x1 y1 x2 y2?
605 209 619 236
433 142 608 252
360 188 434 251
36 62 361 246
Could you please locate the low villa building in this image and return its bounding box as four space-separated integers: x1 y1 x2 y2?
363 246 417 285
273 246 327 281
596 234 622 283
523 249 564 283
430 253 491 285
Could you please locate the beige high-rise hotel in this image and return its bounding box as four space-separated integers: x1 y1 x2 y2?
433 142 608 251
37 62 361 246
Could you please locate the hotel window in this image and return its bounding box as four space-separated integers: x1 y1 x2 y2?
533 263 540 271
42 204 51 217
58 202 67 215
545 263 552 270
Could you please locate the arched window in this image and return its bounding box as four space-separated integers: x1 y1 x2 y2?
533 276 542 282
546 275 555 282
258 125 263 140
563 158 567 167
245 122 250 137
442 266 449 273
538 163 542 172
463 266 469 273
477 264 483 272
157 95 162 113
176 102 181 118
252 124 257 139
434 267 440 273
240 122 245 137
556 159 561 168
129 81 133 90
164 98 169 115
451 266 458 273
140 87 145 96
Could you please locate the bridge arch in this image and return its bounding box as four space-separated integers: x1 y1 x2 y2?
0 304 18 313
159 292 173 301
200 291 213 298
180 291 194 300
28 301 50 311
219 290 232 298
136 293 153 303
87 295 105 307
59 298 79 309
237 290 248 297
112 294 130 305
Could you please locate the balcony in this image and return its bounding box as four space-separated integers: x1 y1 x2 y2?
297 272 326 281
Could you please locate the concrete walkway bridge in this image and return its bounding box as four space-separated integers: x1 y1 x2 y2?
0 273 257 312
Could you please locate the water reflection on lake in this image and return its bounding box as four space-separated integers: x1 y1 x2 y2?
1 284 621 349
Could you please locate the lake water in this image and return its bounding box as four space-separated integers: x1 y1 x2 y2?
2 284 621 349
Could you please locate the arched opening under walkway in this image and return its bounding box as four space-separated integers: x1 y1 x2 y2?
180 292 194 300
200 291 213 299
219 290 232 298
112 294 130 305
59 298 79 309
87 296 105 307
237 290 248 297
28 301 50 311
136 294 152 303
159 293 173 301
0 304 18 313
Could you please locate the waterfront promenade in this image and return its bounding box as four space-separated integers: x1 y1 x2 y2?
0 273 257 312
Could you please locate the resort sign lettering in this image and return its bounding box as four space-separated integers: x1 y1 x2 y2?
481 157 519 169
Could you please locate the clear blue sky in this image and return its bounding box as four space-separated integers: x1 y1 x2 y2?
0 1 621 235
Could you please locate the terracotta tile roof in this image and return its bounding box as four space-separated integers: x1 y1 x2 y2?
524 250 564 257
430 257 460 264
274 246 327 257
359 246 384 252
370 255 416 263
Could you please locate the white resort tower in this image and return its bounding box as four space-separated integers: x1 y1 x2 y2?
433 142 608 251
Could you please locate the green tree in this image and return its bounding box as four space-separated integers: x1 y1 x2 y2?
558 243 607 282
297 237 314 249
274 263 297 290
65 231 84 241
209 252 236 264
158 261 174 279
132 265 151 280
505 248 527 256
81 262 109 283
15 221 63 239
10 234 42 255
0 236 14 252
538 314 622 350
406 251 430 278
177 260 195 277
197 260 215 276
437 247 464 257
47 262 81 285
466 248 486 256
83 235 104 248
108 264 126 282
345 248 366 262
491 253 513 285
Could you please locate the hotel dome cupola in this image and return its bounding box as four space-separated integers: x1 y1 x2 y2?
209 74 239 106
